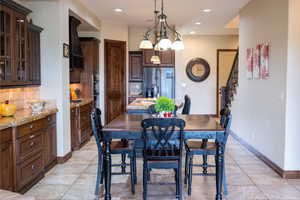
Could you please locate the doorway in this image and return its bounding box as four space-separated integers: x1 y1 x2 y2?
104 40 126 124
216 49 237 116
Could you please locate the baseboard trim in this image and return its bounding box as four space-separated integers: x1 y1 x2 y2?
230 131 300 179
57 151 72 164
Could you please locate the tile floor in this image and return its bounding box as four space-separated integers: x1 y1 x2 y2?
25 137 300 200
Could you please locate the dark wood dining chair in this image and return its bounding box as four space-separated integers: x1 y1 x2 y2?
184 108 232 196
141 118 186 200
182 95 191 114
90 108 137 196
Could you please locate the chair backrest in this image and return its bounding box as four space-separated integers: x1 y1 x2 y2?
221 107 232 145
148 104 157 114
141 118 186 159
90 108 103 152
182 95 191 114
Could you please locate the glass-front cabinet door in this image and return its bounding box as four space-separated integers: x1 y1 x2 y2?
14 11 28 84
0 6 13 86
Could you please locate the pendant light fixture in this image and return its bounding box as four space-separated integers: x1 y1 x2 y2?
139 0 184 51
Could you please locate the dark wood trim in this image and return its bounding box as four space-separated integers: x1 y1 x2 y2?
0 0 32 15
230 131 300 179
104 39 127 125
28 23 43 32
57 151 72 164
79 37 101 43
216 49 237 117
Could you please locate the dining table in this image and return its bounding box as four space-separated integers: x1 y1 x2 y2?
102 113 226 200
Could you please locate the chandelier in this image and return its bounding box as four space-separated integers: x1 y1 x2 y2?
139 0 184 52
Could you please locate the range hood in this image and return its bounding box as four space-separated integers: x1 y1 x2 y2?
69 16 84 69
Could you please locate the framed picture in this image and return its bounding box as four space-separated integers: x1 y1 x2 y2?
63 43 69 58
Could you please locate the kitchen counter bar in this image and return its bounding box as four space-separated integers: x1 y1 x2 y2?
0 107 58 131
127 98 156 111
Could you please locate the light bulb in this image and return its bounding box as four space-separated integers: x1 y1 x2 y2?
159 38 172 50
139 39 153 49
172 40 184 50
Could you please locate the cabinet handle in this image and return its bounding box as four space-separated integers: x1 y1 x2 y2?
31 165 36 170
48 117 51 121
29 135 35 139
29 141 35 147
29 124 33 129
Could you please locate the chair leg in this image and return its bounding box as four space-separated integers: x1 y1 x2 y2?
175 169 179 197
223 163 228 196
133 151 137 184
178 164 183 200
184 152 189 184
95 153 103 195
203 155 208 174
202 139 208 174
143 161 148 200
130 155 135 194
188 155 193 196
121 153 126 174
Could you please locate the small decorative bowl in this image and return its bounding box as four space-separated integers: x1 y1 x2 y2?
29 100 46 114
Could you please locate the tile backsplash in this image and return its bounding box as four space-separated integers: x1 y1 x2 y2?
0 87 40 110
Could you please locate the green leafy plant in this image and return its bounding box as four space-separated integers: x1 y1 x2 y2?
154 97 175 113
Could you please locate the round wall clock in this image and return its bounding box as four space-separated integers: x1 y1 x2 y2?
186 58 210 82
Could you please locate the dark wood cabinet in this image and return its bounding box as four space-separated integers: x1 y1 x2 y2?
142 49 175 67
71 102 93 151
0 1 42 88
71 107 79 150
79 38 100 104
44 114 57 171
129 51 143 81
0 128 14 191
27 24 42 85
142 49 156 66
159 50 175 66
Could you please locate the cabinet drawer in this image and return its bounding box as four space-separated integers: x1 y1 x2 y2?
17 152 44 190
0 128 12 144
17 131 43 162
17 119 45 138
45 114 56 125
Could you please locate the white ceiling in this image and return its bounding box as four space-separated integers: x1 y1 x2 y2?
78 0 251 35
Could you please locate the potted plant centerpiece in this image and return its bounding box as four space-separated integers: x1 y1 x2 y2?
154 97 175 118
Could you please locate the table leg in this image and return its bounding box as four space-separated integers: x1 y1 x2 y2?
215 141 224 200
104 140 112 200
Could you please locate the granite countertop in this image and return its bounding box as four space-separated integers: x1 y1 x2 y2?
127 98 157 110
0 107 58 131
70 98 93 109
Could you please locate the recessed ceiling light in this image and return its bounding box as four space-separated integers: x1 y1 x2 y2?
114 8 123 12
190 31 196 34
195 22 202 25
202 9 211 13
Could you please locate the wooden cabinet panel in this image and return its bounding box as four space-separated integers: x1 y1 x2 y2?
142 49 175 67
44 123 56 169
0 128 13 191
27 24 42 85
0 1 42 88
142 49 155 66
159 50 175 66
0 6 14 86
16 152 43 191
129 51 143 81
71 102 93 150
71 107 79 150
17 130 43 163
17 118 45 138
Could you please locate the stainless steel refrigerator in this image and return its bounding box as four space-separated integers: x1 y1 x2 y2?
143 67 175 99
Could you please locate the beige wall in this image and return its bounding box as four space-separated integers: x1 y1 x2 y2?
175 35 238 114
231 0 289 169
129 26 147 51
284 0 300 170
